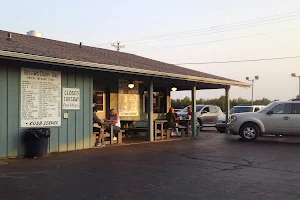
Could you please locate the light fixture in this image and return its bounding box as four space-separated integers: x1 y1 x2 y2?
171 87 177 91
246 77 249 81
128 81 135 89
291 73 296 77
255 76 259 80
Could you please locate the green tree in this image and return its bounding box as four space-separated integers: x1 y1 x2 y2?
171 96 273 111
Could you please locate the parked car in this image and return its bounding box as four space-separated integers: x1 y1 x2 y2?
227 101 300 141
174 108 182 113
216 105 265 133
177 105 223 129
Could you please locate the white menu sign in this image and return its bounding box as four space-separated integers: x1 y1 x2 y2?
21 68 61 127
118 80 140 117
62 88 80 110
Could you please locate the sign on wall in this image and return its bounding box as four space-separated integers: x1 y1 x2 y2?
63 88 80 110
21 68 61 127
118 80 140 117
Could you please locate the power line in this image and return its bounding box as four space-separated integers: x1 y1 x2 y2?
175 55 300 65
123 16 300 46
127 27 300 52
95 10 300 46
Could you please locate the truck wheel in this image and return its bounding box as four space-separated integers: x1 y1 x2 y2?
239 123 260 141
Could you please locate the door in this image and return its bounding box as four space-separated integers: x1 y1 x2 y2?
209 106 219 124
263 103 294 134
200 106 211 124
93 91 106 120
293 103 300 134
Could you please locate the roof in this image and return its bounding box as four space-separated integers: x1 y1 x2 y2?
0 30 249 87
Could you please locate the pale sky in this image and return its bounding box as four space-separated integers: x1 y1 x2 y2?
1 0 300 101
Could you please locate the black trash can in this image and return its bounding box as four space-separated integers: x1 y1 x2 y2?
24 128 51 158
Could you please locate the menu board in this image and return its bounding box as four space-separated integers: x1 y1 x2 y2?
21 68 61 127
118 80 140 116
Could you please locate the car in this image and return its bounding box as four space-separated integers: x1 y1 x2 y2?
177 105 223 129
216 105 265 133
174 108 182 113
227 101 300 141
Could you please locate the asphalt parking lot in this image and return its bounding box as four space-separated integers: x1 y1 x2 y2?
1 129 300 200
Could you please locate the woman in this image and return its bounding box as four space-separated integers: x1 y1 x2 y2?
108 109 121 141
187 106 192 119
166 107 179 136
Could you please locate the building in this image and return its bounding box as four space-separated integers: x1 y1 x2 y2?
0 30 249 158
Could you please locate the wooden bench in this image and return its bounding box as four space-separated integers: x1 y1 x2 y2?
123 127 148 138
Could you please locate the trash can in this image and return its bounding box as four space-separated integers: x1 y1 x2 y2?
24 128 51 158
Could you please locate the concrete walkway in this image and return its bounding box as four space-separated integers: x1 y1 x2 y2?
1 132 300 200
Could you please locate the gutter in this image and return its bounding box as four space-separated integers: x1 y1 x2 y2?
0 50 251 87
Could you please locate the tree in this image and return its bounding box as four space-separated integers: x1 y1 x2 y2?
171 96 273 111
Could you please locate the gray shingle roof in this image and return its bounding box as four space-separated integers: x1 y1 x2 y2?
0 30 238 83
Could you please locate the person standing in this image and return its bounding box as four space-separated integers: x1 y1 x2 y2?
166 107 179 136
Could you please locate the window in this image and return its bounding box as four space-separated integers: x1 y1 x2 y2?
144 91 166 113
254 107 260 112
295 103 300 114
230 106 253 114
271 103 293 114
202 107 210 113
93 92 104 111
210 107 218 113
196 106 203 112
181 106 203 112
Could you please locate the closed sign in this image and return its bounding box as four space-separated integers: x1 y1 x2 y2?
63 88 80 110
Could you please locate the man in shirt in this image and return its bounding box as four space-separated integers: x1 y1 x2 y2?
93 107 106 146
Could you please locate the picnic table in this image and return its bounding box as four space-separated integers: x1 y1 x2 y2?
120 120 148 138
178 119 192 137
101 121 122 144
154 120 168 140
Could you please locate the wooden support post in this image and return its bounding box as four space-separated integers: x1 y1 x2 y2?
192 86 197 137
225 87 230 134
148 80 154 142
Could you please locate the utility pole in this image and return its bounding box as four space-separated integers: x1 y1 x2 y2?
111 41 125 51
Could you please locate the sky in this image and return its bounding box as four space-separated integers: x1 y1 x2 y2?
1 0 300 101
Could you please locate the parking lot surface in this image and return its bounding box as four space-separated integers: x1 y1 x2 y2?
1 129 300 200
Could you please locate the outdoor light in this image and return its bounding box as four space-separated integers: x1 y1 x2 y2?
128 82 135 89
171 87 177 91
245 76 260 105
291 73 300 98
